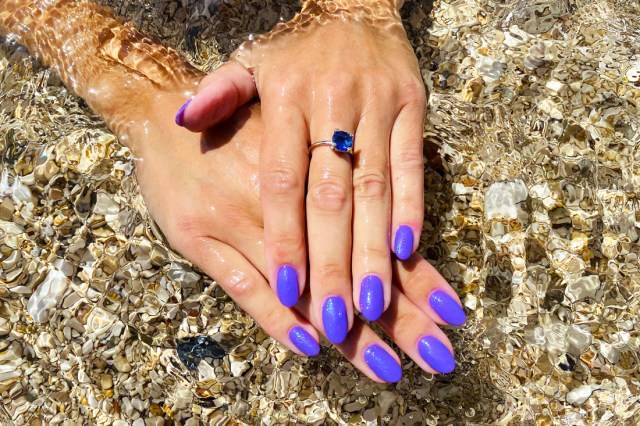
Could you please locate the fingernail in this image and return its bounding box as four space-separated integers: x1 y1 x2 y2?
429 290 466 326
276 265 299 307
322 296 348 344
175 98 192 127
364 344 402 383
394 225 414 260
360 275 384 321
289 326 320 356
418 336 455 374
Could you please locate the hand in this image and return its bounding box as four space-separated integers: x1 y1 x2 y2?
139 94 462 381
178 0 428 344
2 0 465 381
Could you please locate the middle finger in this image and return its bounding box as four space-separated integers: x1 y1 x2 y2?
307 113 357 345
351 107 395 322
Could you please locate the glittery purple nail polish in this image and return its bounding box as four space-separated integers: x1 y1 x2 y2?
276 265 299 307
429 290 466 326
175 98 192 127
360 275 384 321
418 336 455 374
364 344 402 382
322 296 348 344
289 326 320 356
394 225 414 260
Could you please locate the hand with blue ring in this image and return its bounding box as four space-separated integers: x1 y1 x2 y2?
176 0 428 344
144 100 467 380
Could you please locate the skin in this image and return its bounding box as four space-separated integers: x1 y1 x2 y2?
180 0 427 336
0 0 463 382
139 101 459 381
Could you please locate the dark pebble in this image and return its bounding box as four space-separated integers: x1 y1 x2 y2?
177 335 226 371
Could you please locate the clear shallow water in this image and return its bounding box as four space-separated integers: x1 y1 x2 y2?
1 0 640 424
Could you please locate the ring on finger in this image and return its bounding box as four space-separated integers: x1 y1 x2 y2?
309 128 354 155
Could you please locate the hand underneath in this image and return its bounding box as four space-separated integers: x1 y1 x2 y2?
140 94 462 381
178 0 428 344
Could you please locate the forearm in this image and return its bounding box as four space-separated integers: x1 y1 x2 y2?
1 0 122 92
0 0 202 138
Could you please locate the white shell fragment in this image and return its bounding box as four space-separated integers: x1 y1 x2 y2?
567 385 599 405
484 180 528 221
26 269 69 323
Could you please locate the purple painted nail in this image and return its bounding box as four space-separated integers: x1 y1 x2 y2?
418 336 455 374
277 265 299 307
289 326 320 356
360 275 384 321
364 344 402 383
322 296 348 344
394 225 414 260
429 290 466 326
175 98 192 127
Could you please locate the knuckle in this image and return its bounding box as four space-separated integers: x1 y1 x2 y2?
353 170 388 201
280 81 301 101
315 262 348 283
325 71 355 94
262 165 301 195
264 77 301 101
366 75 394 98
395 147 425 171
268 233 306 260
308 178 348 212
354 244 391 262
261 307 288 336
164 214 205 253
399 78 427 107
223 272 259 300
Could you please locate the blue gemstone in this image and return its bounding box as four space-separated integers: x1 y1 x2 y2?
332 130 353 152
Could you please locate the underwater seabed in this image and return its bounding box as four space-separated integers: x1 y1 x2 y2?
1 0 639 424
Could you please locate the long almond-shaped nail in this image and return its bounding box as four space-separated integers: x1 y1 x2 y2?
322 296 347 344
364 344 402 382
418 336 455 374
394 225 414 260
175 98 192 127
360 275 384 321
277 265 299 307
429 290 466 326
289 326 320 356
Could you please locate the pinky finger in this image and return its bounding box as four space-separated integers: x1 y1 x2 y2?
390 92 426 261
185 236 320 357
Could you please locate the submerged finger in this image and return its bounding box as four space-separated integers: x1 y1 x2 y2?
184 236 320 357
377 286 457 374
177 60 257 131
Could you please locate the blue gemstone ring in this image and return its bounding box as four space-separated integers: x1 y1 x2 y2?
309 129 354 155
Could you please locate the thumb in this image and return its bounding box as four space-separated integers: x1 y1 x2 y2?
175 60 257 131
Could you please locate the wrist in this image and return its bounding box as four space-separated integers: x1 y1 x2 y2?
340 0 402 11
301 0 402 20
